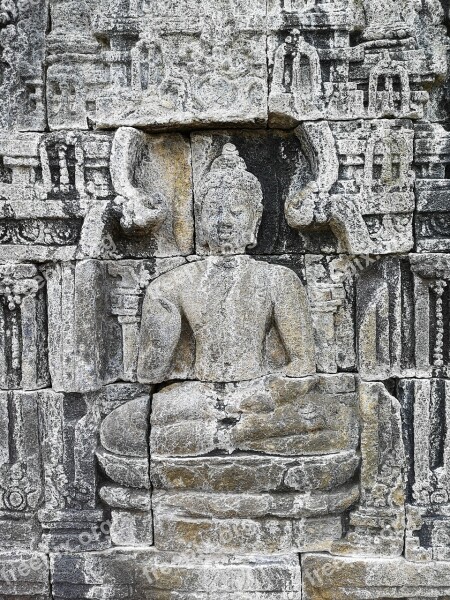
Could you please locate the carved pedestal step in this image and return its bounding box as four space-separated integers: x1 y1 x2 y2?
152 453 360 494
152 456 359 554
49 552 450 598
148 373 359 553
50 550 302 599
153 486 359 521
153 511 348 554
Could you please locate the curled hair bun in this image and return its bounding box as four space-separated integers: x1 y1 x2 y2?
200 144 263 207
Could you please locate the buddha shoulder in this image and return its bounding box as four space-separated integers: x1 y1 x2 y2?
145 260 208 296
262 262 305 290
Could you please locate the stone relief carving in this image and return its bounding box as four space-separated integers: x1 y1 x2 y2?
2 0 450 597
286 120 416 254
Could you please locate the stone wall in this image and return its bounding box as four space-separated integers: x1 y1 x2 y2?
2 0 450 597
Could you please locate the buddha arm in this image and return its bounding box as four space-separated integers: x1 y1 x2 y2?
137 282 182 384
271 267 316 377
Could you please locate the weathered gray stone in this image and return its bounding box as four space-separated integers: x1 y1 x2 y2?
410 254 450 378
136 144 316 386
400 378 450 561
0 131 113 262
50 550 302 599
93 1 268 129
0 552 50 599
333 381 406 557
0 264 49 389
191 131 315 254
356 256 415 380
0 0 47 130
3 0 450 593
285 121 415 255
305 254 356 373
151 375 358 457
268 0 446 125
109 128 194 257
153 512 346 554
415 124 450 255
97 394 150 489
99 485 151 511
0 391 42 549
46 0 104 130
110 509 153 547
151 452 360 493
302 554 450 599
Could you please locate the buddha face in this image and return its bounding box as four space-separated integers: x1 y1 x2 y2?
201 185 261 255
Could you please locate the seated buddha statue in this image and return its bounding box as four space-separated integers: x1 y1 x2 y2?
98 144 360 554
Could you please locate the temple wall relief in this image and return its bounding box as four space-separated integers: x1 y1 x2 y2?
2 0 450 597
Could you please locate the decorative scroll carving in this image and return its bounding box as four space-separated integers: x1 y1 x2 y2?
285 121 415 254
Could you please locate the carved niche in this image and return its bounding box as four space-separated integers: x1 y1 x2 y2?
3 0 450 598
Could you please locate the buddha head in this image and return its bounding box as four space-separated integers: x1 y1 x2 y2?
198 144 264 255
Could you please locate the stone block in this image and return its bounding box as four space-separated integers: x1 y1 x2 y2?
302 554 450 599
110 509 153 547
93 2 268 129
0 0 47 130
267 1 446 124
51 550 302 599
0 552 50 599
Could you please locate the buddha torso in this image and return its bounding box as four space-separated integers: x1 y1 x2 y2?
138 254 315 383
178 256 273 381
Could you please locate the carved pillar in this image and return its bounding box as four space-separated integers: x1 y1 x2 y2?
44 261 109 392
333 381 406 556
0 390 43 548
108 262 150 381
308 283 345 373
37 389 108 552
357 256 415 380
411 254 450 377
0 265 49 390
401 377 450 561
